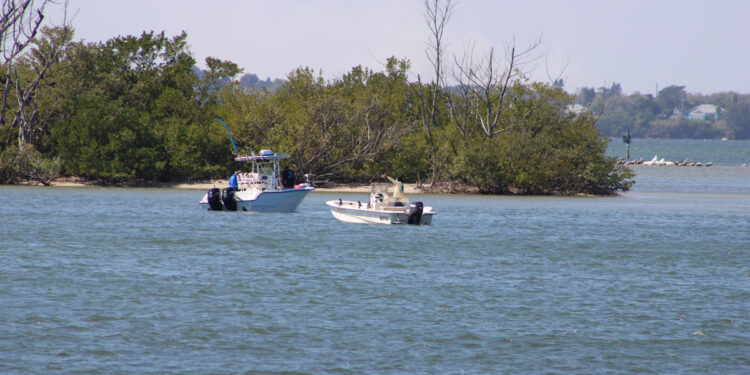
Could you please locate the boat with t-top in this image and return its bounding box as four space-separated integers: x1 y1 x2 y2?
326 177 435 225
199 149 314 212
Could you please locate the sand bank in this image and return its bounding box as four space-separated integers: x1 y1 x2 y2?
47 178 422 194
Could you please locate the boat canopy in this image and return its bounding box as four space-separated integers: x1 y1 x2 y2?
235 149 289 162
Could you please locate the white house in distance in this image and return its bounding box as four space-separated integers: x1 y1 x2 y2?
686 104 720 121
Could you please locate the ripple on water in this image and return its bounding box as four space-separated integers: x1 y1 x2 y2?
0 186 748 374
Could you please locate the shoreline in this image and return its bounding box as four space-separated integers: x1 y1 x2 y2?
9 178 625 196
8 178 606 196
41 178 421 194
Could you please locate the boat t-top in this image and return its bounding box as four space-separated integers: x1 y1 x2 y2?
199 149 314 212
326 177 435 225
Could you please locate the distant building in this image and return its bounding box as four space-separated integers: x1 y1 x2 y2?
565 104 588 116
686 104 720 121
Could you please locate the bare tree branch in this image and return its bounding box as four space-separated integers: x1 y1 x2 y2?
410 0 453 182
449 37 542 138
1 0 47 128
1 0 71 148
544 49 570 87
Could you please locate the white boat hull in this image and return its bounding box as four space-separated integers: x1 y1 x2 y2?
326 200 434 225
200 187 313 212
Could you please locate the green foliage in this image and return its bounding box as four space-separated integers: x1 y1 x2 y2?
40 31 238 182
0 144 61 185
582 84 750 139
443 84 633 194
0 145 22 183
4 29 632 194
217 60 418 184
724 99 750 139
645 118 722 139
197 56 243 105
656 85 686 116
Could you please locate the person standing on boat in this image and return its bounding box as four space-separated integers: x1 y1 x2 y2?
382 174 404 197
282 166 295 188
228 170 239 189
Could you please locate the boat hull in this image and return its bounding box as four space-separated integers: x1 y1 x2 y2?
200 187 313 212
326 200 434 225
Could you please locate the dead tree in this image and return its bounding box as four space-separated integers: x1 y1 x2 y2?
449 39 541 138
0 0 70 149
413 0 453 183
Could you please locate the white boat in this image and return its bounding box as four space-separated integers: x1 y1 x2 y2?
199 150 314 212
326 182 435 225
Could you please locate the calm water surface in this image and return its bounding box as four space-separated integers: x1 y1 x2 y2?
2 153 749 374
606 138 750 165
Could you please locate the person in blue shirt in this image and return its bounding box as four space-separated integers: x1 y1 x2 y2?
228 170 239 189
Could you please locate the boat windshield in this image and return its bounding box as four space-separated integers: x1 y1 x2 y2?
370 183 394 196
369 182 408 209
258 163 274 177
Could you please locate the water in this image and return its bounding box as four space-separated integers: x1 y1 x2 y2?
2 143 749 374
606 138 750 165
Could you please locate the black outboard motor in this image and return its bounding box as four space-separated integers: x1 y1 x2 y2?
407 201 424 225
207 188 223 211
221 187 238 211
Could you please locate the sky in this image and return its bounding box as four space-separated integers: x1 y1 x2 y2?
50 0 750 95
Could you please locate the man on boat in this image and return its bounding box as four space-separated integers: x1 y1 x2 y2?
282 166 295 188
228 170 239 189
382 174 404 197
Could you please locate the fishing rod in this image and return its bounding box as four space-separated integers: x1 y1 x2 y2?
215 118 239 154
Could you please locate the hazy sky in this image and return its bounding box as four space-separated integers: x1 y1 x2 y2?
54 0 750 95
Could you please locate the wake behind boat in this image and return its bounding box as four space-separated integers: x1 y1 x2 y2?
326 180 435 225
199 149 314 212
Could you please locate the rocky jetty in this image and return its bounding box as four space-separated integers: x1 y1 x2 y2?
618 155 712 167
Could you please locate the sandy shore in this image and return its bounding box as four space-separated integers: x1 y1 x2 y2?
47 178 422 193
47 179 231 190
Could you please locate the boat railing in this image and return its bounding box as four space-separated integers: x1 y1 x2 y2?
237 172 279 191
238 173 253 186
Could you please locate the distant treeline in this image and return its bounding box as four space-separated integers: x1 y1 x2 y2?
1 29 634 194
194 67 285 93
576 83 750 139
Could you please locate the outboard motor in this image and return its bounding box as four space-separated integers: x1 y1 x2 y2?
221 187 238 211
207 188 223 211
407 202 424 225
